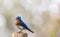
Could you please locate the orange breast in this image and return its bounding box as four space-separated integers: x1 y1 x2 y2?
15 20 19 25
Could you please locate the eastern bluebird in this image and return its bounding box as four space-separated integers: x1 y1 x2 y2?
15 16 34 33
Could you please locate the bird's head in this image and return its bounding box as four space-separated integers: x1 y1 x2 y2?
16 16 21 20
15 16 21 24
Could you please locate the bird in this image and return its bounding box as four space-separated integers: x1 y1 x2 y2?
15 16 34 33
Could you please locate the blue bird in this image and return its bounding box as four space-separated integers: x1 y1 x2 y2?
15 16 34 33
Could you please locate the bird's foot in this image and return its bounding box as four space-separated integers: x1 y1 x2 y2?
17 31 22 33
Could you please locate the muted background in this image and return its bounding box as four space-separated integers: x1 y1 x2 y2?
0 0 60 37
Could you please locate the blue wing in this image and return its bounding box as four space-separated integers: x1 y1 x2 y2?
19 20 34 33
19 20 28 29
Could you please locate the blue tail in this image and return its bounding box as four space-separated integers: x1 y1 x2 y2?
27 28 34 33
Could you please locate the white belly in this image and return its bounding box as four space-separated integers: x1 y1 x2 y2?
17 25 24 30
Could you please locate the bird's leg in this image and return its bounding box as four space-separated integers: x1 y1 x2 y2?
18 26 24 33
17 29 22 33
19 28 24 33
20 29 23 32
20 28 25 33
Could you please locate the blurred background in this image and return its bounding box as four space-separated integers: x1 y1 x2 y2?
0 0 60 37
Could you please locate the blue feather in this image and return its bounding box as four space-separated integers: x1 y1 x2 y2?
19 20 28 29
